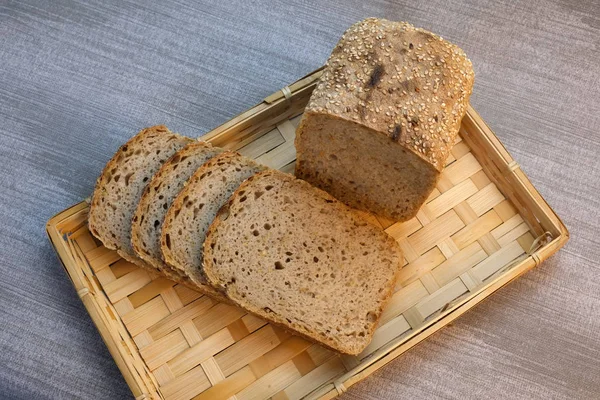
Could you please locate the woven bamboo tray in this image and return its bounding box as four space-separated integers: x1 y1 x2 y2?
47 68 568 400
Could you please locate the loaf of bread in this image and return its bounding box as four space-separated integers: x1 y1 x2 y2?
295 18 474 221
88 126 193 273
203 170 403 354
131 141 223 283
161 152 266 287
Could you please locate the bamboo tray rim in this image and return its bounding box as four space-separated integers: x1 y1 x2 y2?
46 68 569 400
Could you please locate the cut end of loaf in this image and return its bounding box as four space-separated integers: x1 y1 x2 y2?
203 170 403 355
296 113 438 221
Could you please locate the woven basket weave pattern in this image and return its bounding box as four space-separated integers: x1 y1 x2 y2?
46 69 568 400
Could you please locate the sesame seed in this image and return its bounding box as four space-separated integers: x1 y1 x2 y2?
305 18 473 167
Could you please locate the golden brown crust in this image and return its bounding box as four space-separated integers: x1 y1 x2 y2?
305 18 474 171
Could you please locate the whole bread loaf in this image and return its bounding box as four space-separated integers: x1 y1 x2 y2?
203 170 403 354
88 126 193 272
295 18 474 221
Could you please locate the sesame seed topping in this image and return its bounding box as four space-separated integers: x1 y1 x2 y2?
305 18 474 169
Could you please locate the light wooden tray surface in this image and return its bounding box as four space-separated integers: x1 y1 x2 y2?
46 69 568 400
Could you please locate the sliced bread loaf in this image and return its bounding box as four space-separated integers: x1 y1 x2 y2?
203 170 403 355
295 18 474 221
161 151 266 286
131 141 224 281
88 126 193 271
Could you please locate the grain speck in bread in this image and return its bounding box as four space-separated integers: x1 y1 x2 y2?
131 141 224 281
161 151 266 286
295 18 475 221
203 170 403 355
88 125 193 270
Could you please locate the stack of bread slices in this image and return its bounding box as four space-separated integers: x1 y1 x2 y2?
88 126 403 354
88 18 473 355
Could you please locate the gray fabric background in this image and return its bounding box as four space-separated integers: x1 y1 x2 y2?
0 0 599 399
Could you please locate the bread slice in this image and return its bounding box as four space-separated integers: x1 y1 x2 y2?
203 170 403 355
131 141 224 282
295 18 474 221
88 125 193 272
161 151 266 286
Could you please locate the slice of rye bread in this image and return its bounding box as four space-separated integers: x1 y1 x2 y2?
131 141 224 283
203 170 403 355
88 125 193 274
161 151 266 286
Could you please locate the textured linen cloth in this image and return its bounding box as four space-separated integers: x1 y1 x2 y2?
0 1 598 399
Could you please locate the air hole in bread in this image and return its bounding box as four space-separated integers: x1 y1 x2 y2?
165 234 171 249
366 311 377 322
274 261 284 270
264 223 271 230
